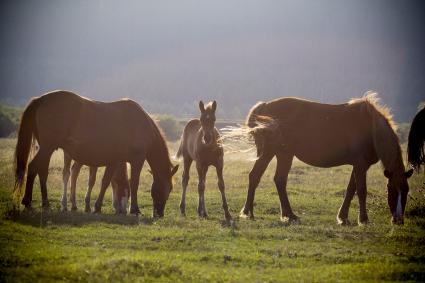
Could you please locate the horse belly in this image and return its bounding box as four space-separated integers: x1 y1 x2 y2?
63 140 128 167
293 139 352 168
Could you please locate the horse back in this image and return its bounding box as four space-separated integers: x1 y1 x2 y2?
261 98 377 166
33 90 155 165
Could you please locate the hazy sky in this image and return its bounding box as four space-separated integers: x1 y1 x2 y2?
1 0 424 121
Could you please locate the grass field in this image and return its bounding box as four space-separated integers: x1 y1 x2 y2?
0 138 424 282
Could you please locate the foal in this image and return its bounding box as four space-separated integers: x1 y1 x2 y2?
61 151 129 214
176 101 231 220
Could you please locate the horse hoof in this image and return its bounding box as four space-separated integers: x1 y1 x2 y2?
61 207 68 212
93 207 101 214
358 219 369 226
71 206 78 211
281 216 300 225
239 211 254 220
130 208 141 215
337 218 350 226
42 202 50 209
225 213 232 221
84 206 91 213
198 211 208 219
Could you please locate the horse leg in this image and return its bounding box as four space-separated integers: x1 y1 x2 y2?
196 162 208 218
61 152 71 211
274 152 298 223
37 148 54 208
70 161 82 211
216 159 231 221
354 165 369 225
84 166 97 213
337 170 356 225
129 161 144 215
21 149 47 208
179 157 192 216
93 165 116 214
240 153 274 219
111 178 119 213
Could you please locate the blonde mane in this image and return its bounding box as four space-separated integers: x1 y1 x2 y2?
348 91 397 132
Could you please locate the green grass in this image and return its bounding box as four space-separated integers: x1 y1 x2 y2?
0 138 424 282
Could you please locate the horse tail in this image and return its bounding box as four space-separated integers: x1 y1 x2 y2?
175 134 184 159
14 97 39 190
407 107 425 172
246 101 266 128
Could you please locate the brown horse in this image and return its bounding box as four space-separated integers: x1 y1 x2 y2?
407 106 425 172
239 92 413 225
61 151 129 214
176 101 231 220
14 90 178 217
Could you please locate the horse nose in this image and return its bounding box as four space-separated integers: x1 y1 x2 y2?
204 132 213 144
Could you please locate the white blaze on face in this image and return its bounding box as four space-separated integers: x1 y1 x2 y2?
395 193 402 217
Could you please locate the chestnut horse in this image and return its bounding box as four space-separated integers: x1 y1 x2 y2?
14 90 178 217
240 92 413 225
61 151 129 214
176 101 231 220
407 106 425 172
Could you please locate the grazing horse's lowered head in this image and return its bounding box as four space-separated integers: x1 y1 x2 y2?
384 169 413 225
199 100 217 146
150 164 179 218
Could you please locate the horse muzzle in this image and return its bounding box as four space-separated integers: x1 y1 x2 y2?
153 203 165 218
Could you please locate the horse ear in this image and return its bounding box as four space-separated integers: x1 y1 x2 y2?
384 170 392 179
171 165 179 176
405 169 414 179
212 101 217 112
199 101 205 113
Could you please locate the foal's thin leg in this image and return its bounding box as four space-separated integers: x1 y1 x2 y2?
179 157 192 216
61 152 72 211
129 161 144 215
337 170 356 225
196 162 208 218
274 152 298 223
240 153 274 219
84 166 97 213
354 165 369 225
216 159 231 220
93 165 117 214
37 148 54 208
70 161 83 211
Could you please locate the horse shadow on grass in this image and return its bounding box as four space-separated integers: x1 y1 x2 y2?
5 207 154 227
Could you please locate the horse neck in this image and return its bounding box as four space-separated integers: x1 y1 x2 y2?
372 113 404 175
146 133 171 177
196 128 219 149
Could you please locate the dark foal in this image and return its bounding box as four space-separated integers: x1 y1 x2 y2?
176 101 231 220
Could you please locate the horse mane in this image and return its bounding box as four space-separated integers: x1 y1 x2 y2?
147 115 173 169
348 91 397 132
351 91 404 173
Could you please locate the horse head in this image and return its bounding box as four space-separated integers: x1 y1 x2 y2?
199 100 217 146
384 168 413 225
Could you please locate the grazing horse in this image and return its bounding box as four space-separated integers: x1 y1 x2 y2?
176 101 231 220
407 106 425 172
61 151 129 214
239 92 413 225
14 90 178 217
